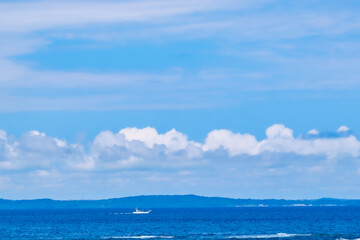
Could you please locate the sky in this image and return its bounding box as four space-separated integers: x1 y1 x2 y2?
1 0 360 200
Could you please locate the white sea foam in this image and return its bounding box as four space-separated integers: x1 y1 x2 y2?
336 238 360 240
226 233 311 239
103 236 174 239
109 212 132 215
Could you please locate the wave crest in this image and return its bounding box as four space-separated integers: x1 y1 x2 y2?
103 236 174 239
226 233 312 239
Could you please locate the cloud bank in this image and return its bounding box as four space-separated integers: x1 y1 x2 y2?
1 124 358 171
0 124 360 199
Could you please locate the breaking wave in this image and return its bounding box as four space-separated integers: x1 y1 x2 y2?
103 236 174 239
226 233 312 239
336 238 360 240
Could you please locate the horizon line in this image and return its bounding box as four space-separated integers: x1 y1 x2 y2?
1 194 358 202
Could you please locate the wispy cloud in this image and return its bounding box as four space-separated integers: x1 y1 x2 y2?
0 0 360 111
0 0 263 33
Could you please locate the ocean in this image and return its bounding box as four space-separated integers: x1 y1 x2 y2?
0 207 359 240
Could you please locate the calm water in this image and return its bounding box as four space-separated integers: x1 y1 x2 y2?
0 207 359 240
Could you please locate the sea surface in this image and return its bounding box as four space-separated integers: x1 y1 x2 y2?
0 207 360 240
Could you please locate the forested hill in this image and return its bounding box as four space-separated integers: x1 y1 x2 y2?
0 195 359 209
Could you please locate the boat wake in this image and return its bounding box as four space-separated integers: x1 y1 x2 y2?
109 213 132 215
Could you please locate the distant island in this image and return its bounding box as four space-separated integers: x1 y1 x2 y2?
0 195 360 209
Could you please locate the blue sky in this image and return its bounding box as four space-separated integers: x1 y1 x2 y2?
1 0 360 199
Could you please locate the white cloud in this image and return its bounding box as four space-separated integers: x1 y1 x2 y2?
1 1 360 198
35 170 59 178
91 127 203 170
1 124 360 199
260 134 360 158
337 125 350 132
203 129 259 156
201 125 360 159
0 0 359 112
0 130 88 170
308 129 319 135
0 129 7 141
265 124 293 139
119 127 190 151
1 124 359 173
0 0 268 112
93 130 127 148
0 0 258 33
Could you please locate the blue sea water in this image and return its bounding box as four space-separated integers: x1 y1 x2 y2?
0 207 360 240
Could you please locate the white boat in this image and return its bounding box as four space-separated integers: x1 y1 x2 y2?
132 208 152 214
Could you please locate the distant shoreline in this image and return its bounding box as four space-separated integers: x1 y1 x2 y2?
1 195 360 209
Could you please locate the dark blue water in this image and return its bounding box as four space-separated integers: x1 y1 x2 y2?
0 207 360 240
